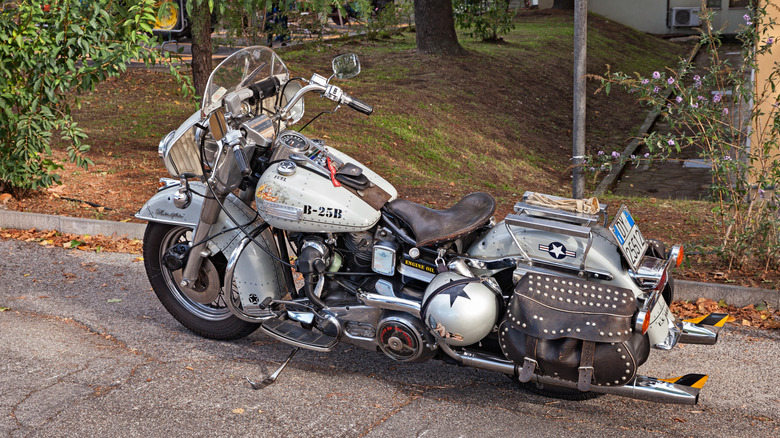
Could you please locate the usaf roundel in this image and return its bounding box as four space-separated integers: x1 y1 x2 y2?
539 242 576 260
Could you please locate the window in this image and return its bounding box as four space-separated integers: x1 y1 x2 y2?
706 0 721 8
729 0 751 8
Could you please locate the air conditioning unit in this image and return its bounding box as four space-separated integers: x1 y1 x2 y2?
671 7 701 27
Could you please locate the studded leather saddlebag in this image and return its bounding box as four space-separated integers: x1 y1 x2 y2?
498 273 649 390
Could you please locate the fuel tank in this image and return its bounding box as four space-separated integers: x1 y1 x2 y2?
255 138 397 233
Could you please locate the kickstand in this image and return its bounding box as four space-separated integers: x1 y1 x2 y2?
245 347 300 390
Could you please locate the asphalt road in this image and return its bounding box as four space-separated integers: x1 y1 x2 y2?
1 239 778 437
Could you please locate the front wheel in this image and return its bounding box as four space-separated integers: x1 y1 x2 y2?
143 222 260 340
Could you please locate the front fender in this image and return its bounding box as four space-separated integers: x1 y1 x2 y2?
136 180 262 255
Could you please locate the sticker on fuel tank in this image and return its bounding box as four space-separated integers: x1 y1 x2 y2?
303 205 343 219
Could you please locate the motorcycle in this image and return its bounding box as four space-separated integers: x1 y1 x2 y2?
138 46 726 404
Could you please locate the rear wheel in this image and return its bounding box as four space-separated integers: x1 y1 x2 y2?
143 222 260 340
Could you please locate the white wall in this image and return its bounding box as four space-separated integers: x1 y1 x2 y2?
537 0 748 35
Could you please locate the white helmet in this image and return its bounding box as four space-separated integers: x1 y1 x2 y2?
422 272 499 346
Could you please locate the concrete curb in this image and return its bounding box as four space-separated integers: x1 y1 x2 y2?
0 209 146 240
1 210 776 307
675 279 778 308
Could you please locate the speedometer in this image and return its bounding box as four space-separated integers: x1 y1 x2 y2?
279 132 309 152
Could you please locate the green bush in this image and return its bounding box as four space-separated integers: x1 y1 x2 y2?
453 0 516 43
0 0 189 193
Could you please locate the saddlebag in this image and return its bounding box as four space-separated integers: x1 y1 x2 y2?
499 273 649 390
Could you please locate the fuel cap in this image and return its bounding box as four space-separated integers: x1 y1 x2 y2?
277 160 297 176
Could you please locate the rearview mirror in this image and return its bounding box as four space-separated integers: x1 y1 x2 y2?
332 54 360 79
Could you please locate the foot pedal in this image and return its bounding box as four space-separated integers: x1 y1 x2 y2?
260 317 338 352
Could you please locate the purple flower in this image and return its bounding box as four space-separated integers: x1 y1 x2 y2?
767 37 774 45
630 155 636 160
653 86 661 93
713 93 722 103
641 79 649 85
668 139 675 146
723 107 729 115
652 71 661 79
667 77 675 85
644 153 650 158
759 189 766 198
676 96 683 103
744 14 753 26
589 167 596 172
611 151 621 158
692 103 699 108
724 155 732 161
598 150 604 156
697 95 706 101
693 75 701 81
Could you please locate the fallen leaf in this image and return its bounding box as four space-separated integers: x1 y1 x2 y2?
742 319 752 326
0 307 9 312
107 298 122 303
0 193 12 204
232 408 245 414
184 366 194 371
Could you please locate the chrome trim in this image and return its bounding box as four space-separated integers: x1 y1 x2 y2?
358 293 421 318
679 322 719 345
629 256 666 290
158 130 176 158
257 200 303 221
397 263 435 283
654 316 684 350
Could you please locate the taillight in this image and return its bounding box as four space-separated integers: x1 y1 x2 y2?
675 245 685 267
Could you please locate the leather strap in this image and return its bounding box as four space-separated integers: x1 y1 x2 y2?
518 336 538 383
578 341 596 391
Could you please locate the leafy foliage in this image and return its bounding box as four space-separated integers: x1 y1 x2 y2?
0 0 192 193
453 0 516 42
597 6 780 272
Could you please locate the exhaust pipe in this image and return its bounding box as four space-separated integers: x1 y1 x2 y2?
440 347 702 404
679 321 719 345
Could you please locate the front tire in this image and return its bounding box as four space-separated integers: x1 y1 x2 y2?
143 222 260 340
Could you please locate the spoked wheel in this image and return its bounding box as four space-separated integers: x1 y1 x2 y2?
143 222 260 340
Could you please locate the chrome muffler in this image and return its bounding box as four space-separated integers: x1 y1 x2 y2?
442 347 704 405
679 321 719 345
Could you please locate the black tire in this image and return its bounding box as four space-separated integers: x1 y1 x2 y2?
143 222 260 340
510 376 602 401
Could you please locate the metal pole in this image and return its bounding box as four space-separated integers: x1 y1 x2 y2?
573 0 587 199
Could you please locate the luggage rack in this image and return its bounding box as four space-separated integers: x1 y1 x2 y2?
505 192 609 274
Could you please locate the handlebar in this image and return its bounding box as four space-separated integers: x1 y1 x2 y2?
341 93 373 116
279 80 373 119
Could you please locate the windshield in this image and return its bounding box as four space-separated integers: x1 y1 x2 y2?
202 46 289 110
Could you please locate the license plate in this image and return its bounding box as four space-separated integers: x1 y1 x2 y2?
610 205 648 272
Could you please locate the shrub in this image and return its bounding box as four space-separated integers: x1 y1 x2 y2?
453 0 516 43
0 0 190 193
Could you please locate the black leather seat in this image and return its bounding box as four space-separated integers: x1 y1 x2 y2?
385 192 496 247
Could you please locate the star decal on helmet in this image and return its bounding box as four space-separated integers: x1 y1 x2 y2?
437 283 472 307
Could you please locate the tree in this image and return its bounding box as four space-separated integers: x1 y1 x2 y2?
0 0 189 192
413 0 465 55
188 0 213 96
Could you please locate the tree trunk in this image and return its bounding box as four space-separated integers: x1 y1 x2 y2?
190 0 213 98
413 0 465 56
552 0 575 9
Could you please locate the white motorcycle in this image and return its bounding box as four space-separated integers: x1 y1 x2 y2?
138 46 726 403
